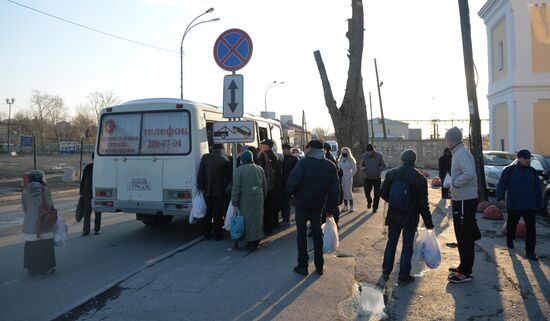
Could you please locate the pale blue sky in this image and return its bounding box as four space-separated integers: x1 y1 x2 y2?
0 0 490 134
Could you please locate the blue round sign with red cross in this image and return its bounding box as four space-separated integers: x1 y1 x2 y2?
213 28 253 72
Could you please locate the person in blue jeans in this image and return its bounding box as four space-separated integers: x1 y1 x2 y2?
287 140 339 276
380 150 434 284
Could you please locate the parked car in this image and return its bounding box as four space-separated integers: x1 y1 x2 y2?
511 154 550 217
483 151 516 194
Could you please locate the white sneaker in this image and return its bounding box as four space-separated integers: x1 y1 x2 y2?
342 206 349 212
350 206 354 212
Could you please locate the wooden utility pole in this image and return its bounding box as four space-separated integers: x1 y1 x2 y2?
374 58 387 139
369 92 375 140
458 0 487 201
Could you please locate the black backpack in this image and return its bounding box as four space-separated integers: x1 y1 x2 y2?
387 177 412 226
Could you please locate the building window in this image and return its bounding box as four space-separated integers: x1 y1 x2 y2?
497 41 504 71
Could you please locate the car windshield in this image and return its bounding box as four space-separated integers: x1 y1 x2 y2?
483 153 515 166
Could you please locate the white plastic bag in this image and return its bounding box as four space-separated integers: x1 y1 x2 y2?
53 217 68 246
189 192 207 224
224 201 236 231
414 227 441 269
322 217 339 253
443 174 451 189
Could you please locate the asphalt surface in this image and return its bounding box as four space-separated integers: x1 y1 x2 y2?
0 192 202 321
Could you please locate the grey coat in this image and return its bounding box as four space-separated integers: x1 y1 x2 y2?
22 182 54 236
360 152 387 179
450 143 478 201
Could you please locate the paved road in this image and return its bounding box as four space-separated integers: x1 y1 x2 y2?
0 193 202 321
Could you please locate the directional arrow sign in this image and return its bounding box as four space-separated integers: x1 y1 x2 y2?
223 74 243 118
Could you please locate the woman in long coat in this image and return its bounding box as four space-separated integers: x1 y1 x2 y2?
231 150 268 250
338 147 358 212
22 170 56 275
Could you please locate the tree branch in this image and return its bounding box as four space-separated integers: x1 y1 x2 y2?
314 50 340 120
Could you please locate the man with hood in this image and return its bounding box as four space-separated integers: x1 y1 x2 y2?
287 140 339 276
380 150 434 284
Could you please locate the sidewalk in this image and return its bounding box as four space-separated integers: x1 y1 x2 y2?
62 188 550 321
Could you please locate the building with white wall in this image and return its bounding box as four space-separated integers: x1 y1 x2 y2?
479 0 550 154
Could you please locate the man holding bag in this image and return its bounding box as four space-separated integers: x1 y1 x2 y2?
380 150 434 284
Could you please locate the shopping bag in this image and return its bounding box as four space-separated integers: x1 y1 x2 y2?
414 228 441 269
230 213 245 240
443 174 451 189
322 217 339 253
53 217 68 246
189 192 207 224
224 201 236 231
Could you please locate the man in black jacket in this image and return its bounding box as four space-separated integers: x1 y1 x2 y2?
259 139 283 234
80 153 101 236
197 144 231 240
287 140 339 276
438 148 452 199
380 149 434 283
281 143 299 224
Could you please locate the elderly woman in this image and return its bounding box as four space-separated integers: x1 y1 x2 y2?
231 150 268 251
22 170 56 275
338 147 358 212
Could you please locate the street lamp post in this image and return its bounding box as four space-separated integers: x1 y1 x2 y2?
264 80 285 113
5 98 14 153
180 8 219 99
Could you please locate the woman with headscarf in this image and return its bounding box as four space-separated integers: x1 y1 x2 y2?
231 150 268 251
338 147 358 212
21 170 56 275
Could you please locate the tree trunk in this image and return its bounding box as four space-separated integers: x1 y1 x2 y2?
314 0 369 184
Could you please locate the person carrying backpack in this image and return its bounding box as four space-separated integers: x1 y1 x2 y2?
380 150 434 284
496 149 543 261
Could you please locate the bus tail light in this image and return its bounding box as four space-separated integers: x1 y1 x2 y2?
96 201 114 207
164 189 191 202
96 188 115 199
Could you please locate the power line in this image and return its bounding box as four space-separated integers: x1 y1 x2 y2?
6 0 179 54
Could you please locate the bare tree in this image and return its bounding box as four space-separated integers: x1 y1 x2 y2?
87 91 120 119
47 95 68 145
26 90 68 149
311 127 328 141
73 105 98 142
314 0 369 170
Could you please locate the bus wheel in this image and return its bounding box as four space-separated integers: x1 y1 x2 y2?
136 214 155 226
155 216 173 225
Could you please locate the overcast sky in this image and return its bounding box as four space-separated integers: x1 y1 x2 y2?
0 0 490 134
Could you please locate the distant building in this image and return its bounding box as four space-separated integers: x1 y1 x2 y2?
260 111 277 120
408 128 422 141
279 115 310 147
371 118 410 139
479 0 550 154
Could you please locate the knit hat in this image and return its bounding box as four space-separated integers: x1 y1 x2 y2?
260 139 274 149
445 127 463 144
401 149 417 165
306 140 323 150
240 150 253 164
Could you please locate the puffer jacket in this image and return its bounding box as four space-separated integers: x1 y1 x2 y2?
450 143 478 201
22 182 54 236
197 150 231 198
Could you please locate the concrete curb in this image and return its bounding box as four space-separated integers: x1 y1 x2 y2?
45 236 204 321
0 188 79 203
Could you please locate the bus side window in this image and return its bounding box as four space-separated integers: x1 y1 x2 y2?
206 122 214 149
259 127 268 142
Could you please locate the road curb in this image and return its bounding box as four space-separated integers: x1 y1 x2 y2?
0 188 79 203
45 236 204 321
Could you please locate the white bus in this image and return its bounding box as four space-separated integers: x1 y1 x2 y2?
92 98 282 225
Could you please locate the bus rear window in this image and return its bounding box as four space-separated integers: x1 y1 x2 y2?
98 114 141 155
140 112 190 155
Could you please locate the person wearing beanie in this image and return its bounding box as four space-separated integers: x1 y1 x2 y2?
444 127 479 284
287 140 339 276
258 139 283 234
231 150 268 251
360 144 387 213
197 144 231 241
380 149 434 284
281 143 299 224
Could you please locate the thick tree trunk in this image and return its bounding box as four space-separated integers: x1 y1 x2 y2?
314 0 369 184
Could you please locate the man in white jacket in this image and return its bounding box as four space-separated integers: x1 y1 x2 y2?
445 127 478 284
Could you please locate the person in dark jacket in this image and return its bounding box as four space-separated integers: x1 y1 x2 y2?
360 144 387 213
287 140 339 276
80 153 101 236
281 143 299 224
323 142 342 225
197 144 231 240
258 139 283 234
496 149 543 261
380 149 434 284
438 148 452 199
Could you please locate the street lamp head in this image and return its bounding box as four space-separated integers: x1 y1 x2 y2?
205 7 214 13
10 98 15 103
379 81 384 87
211 18 221 22
5 98 9 104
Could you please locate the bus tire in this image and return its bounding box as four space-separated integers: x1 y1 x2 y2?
155 216 173 225
136 214 155 226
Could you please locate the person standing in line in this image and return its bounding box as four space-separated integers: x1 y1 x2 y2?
380 150 434 283
496 149 542 261
445 127 478 284
81 153 102 236
360 144 386 213
338 147 357 212
323 142 342 225
197 144 231 241
258 139 282 234
287 140 339 276
22 170 56 276
231 150 268 251
439 148 453 199
281 143 299 225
